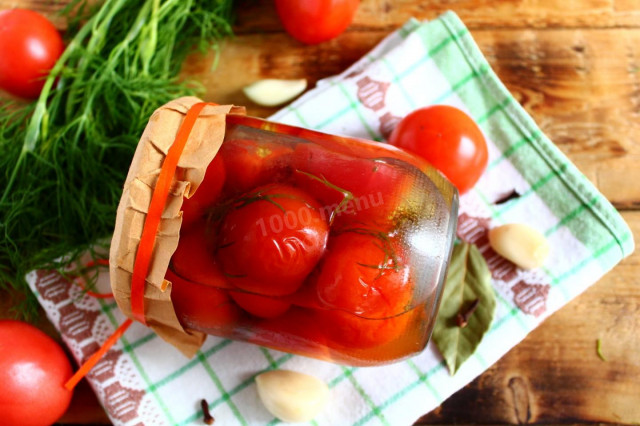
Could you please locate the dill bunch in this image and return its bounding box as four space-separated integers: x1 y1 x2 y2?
0 0 234 317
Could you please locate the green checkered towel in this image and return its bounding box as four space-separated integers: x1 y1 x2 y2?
28 11 633 426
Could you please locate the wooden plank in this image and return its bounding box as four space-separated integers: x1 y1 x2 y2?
474 28 640 208
232 0 640 32
3 0 640 31
0 0 71 28
180 31 388 116
596 157 640 210
186 28 640 207
417 210 640 424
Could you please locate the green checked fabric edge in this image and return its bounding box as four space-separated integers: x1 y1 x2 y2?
434 11 634 262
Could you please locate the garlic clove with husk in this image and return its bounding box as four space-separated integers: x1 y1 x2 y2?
243 79 307 107
488 223 550 269
255 369 329 423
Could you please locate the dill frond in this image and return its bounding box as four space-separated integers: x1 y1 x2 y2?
0 0 235 317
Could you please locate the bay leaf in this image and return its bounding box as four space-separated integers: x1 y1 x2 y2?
432 241 496 375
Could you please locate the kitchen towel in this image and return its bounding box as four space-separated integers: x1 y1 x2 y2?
28 11 633 426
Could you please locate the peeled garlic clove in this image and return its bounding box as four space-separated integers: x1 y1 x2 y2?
255 370 329 423
243 79 307 107
488 223 550 269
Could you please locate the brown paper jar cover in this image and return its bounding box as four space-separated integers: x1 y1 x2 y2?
109 97 244 356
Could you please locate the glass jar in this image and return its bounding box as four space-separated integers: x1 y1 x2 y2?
167 114 458 366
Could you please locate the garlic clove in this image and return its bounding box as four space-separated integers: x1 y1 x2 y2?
243 79 307 107
488 223 550 270
255 369 329 423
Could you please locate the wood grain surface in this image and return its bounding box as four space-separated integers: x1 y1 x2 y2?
1 0 639 424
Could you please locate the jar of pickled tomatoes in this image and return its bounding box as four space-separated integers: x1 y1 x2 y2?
110 99 458 366
162 110 458 366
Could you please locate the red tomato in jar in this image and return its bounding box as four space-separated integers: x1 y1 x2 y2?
388 105 488 194
226 115 431 171
274 0 360 45
315 231 413 319
0 9 64 98
170 221 232 289
181 155 226 230
229 291 291 319
0 320 73 426
292 143 411 228
166 269 240 333
217 184 329 296
250 308 330 360
219 138 293 195
291 127 431 171
322 309 410 349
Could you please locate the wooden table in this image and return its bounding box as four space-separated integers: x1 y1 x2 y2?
2 0 639 424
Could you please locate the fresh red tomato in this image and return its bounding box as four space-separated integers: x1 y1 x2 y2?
229 291 291 319
166 269 240 333
291 143 410 228
219 138 293 195
0 320 73 426
388 105 488 194
217 184 329 296
181 155 226 230
0 9 64 98
170 220 232 289
315 231 413 319
274 0 360 44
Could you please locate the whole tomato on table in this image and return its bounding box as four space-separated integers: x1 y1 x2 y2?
0 9 64 98
0 320 73 426
388 105 489 194
274 0 360 44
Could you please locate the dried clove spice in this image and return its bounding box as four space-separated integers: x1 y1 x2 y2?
201 399 215 425
456 298 480 328
494 190 520 205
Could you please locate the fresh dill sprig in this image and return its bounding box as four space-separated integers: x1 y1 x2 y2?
0 0 234 318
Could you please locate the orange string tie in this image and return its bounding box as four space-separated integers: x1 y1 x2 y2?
65 102 217 390
130 101 216 324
